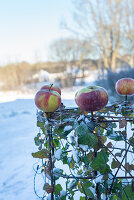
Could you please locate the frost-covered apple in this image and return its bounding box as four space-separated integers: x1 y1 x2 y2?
40 84 61 95
115 78 134 96
35 89 61 112
75 86 108 111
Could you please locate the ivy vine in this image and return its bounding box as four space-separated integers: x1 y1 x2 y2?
32 100 134 200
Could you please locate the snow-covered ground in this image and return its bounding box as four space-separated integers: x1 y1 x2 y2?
0 89 77 200
0 98 38 200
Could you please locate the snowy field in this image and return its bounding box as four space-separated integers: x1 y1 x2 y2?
0 90 77 200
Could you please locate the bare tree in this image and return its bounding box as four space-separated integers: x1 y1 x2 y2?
48 37 93 87
63 0 134 71
121 0 134 67
48 37 93 69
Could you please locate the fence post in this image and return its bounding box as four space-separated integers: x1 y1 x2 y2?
48 125 55 200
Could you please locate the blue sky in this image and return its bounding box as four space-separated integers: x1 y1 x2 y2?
0 0 74 65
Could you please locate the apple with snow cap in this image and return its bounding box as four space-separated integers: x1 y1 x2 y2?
35 89 61 112
40 84 61 95
75 86 108 112
115 78 134 96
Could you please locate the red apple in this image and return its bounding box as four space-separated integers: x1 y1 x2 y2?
75 86 108 111
35 89 61 112
40 84 61 95
115 78 134 96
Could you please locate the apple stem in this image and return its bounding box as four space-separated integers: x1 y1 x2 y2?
125 95 127 104
91 111 94 121
49 84 53 91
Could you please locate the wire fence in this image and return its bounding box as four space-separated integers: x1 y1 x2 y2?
32 99 134 200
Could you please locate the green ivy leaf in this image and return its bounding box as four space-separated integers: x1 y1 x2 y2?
121 130 127 137
68 190 75 200
78 132 98 148
90 151 110 174
106 129 113 136
98 135 107 144
107 131 123 141
109 194 119 200
54 126 64 136
55 184 62 195
34 136 41 146
82 156 90 165
75 122 89 136
111 158 120 169
61 196 66 200
37 121 44 129
119 119 127 129
115 149 124 157
109 135 123 141
96 136 107 150
77 169 83 175
43 183 53 193
122 185 134 200
129 137 134 146
63 155 68 164
54 126 72 139
98 184 105 193
78 181 94 198
32 149 50 158
75 122 96 146
112 123 117 128
70 160 75 169
112 180 122 193
53 138 60 147
124 163 134 172
80 197 86 200
86 152 94 162
107 142 113 148
44 140 49 149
